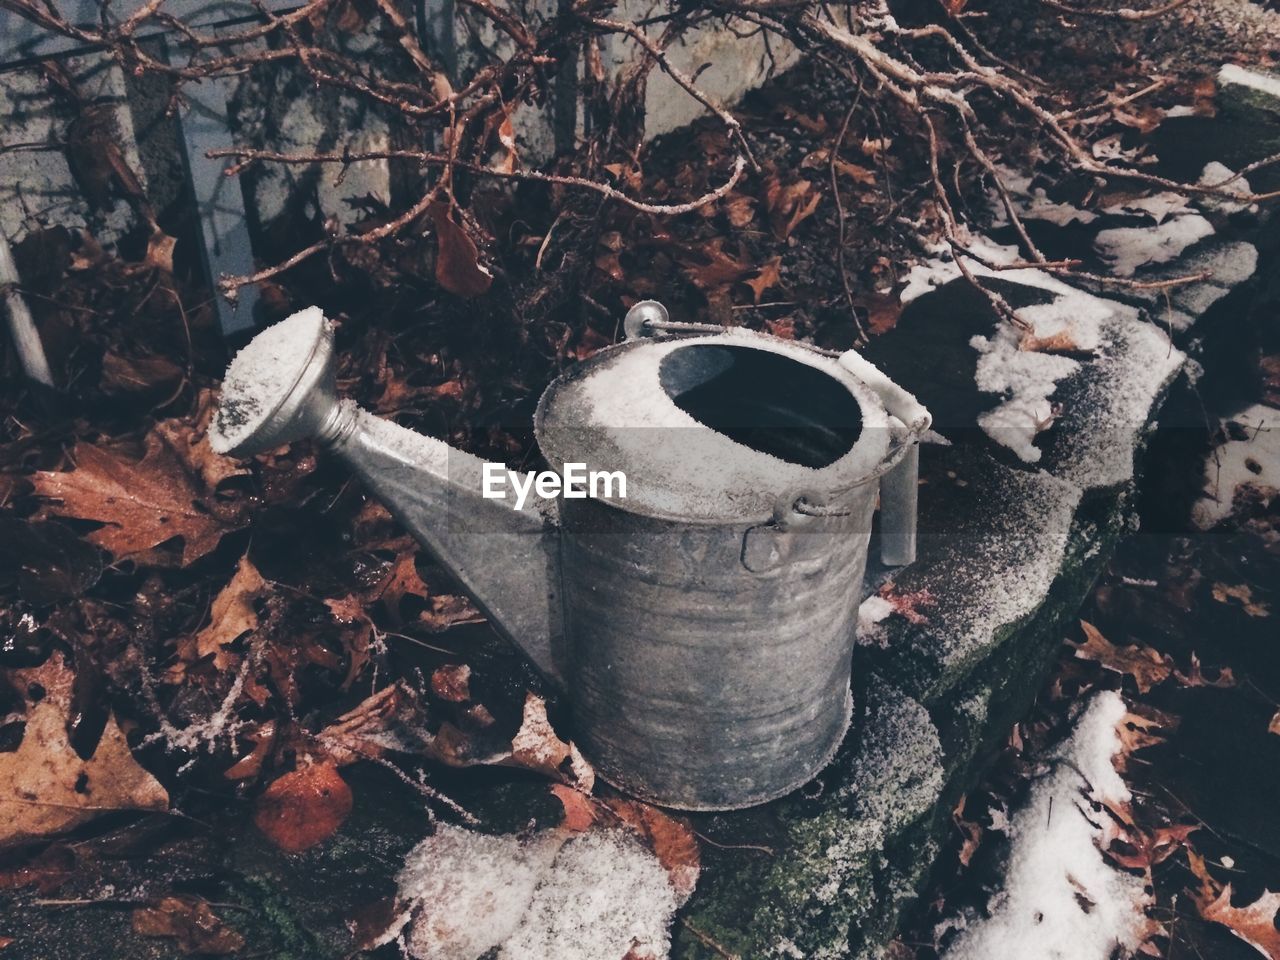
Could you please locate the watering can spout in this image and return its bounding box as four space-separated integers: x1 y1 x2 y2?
210 308 567 688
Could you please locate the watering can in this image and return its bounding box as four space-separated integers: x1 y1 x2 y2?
212 302 930 810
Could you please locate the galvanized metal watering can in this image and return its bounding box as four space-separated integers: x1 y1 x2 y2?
212 302 930 810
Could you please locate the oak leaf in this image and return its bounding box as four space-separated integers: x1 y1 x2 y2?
0 655 168 845
1188 848 1280 959
253 760 352 853
1073 620 1172 693
31 432 239 567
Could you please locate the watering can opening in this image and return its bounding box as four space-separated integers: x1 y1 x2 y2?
657 343 863 470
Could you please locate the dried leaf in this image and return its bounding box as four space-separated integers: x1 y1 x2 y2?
681 238 751 291
953 797 982 868
1270 710 1280 736
764 176 822 240
0 655 168 845
224 721 277 782
1212 582 1271 618
877 582 936 625
133 895 245 955
143 228 178 274
253 760 352 853
493 108 519 175
507 694 595 790
32 432 239 567
429 202 493 298
1073 620 1172 693
193 555 266 670
154 390 249 490
431 664 472 703
1020 328 1084 354
723 194 756 228
1188 849 1280 959
744 256 783 304
860 292 903 336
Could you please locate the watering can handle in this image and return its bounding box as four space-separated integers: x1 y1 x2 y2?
835 350 930 567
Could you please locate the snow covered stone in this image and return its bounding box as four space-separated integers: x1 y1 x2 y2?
939 692 1149 960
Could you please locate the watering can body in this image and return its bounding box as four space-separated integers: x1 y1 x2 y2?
212 304 929 810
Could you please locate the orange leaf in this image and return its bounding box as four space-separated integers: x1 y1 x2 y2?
744 256 783 304
31 433 239 567
1073 620 1173 693
429 202 492 298
253 761 352 853
1188 849 1280 959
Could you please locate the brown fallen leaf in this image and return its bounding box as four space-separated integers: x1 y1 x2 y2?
1173 653 1236 689
429 201 493 298
253 760 352 853
877 582 936 626
133 895 245 955
1073 620 1173 694
722 193 756 228
764 176 821 240
1212 582 1271 618
1188 848 1280 959
31 432 239 567
953 797 982 868
1270 710 1280 737
508 693 595 790
0 655 168 845
860 291 903 336
743 256 783 304
192 554 267 670
681 237 752 291
224 721 277 782
431 664 472 703
1020 328 1085 354
154 389 249 491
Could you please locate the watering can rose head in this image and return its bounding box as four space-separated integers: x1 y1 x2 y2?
213 304 930 810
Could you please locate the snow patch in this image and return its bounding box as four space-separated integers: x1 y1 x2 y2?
1094 215 1214 277
1193 404 1280 529
971 329 1078 464
1199 162 1256 214
1219 63 1280 101
856 594 896 645
390 824 683 960
941 692 1149 960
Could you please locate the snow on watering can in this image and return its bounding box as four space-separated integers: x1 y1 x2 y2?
212 302 930 810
